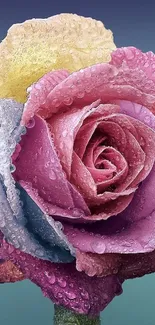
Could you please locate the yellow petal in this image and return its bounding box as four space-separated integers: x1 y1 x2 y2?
0 13 116 103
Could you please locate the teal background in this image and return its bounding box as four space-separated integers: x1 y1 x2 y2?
1 275 155 324
1 0 155 324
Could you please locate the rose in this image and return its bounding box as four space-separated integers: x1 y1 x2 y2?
1 14 155 318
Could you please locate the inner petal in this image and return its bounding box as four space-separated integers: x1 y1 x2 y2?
48 100 101 178
98 120 145 191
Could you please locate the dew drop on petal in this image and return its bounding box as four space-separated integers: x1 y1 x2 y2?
10 164 16 173
65 290 76 300
56 292 63 299
45 271 56 285
91 240 106 254
26 118 35 128
57 278 67 288
62 130 68 138
49 170 56 180
80 289 89 300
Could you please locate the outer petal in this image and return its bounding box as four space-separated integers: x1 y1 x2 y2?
17 182 75 262
14 115 91 221
0 99 74 261
76 249 155 280
36 49 155 120
14 115 75 209
23 70 70 123
0 260 24 283
64 210 155 255
0 99 26 223
0 236 123 316
0 178 73 263
0 14 116 103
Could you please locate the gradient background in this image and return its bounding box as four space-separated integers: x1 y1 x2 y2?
0 0 155 324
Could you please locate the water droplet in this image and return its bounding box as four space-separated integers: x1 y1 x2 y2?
35 248 44 258
63 97 73 105
8 245 14 254
49 275 56 285
62 130 67 138
38 147 43 155
77 91 85 98
94 295 98 302
91 240 106 254
65 290 76 300
69 282 74 288
57 278 67 288
49 170 56 180
144 115 151 125
33 175 38 184
134 104 142 115
10 164 16 173
56 292 63 299
84 301 90 310
26 118 35 128
80 289 89 300
0 217 5 228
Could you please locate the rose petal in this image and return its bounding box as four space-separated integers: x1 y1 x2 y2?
0 260 24 283
64 208 155 254
0 178 54 261
76 250 122 277
67 182 90 216
22 70 70 124
0 236 123 316
116 101 155 184
0 99 25 223
14 115 75 209
116 101 155 224
74 104 120 160
74 121 100 160
17 182 75 262
84 145 128 191
76 248 155 280
110 47 155 106
71 150 136 220
97 118 146 191
37 48 155 119
48 100 100 177
119 100 155 129
119 250 155 279
0 14 116 105
71 151 97 199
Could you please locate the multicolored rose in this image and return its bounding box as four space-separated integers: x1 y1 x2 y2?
1 14 155 317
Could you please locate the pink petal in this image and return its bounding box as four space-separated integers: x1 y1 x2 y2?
14 116 74 209
0 238 123 316
64 208 155 254
74 125 103 161
119 100 155 129
89 194 134 220
110 47 155 99
20 180 87 222
76 250 121 277
71 151 97 199
48 100 100 177
36 49 155 119
84 145 128 191
76 249 155 280
71 150 135 220
21 70 70 125
97 117 145 192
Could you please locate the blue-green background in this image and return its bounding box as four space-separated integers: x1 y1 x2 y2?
1 0 155 324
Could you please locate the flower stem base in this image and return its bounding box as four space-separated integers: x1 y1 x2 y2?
54 305 101 325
